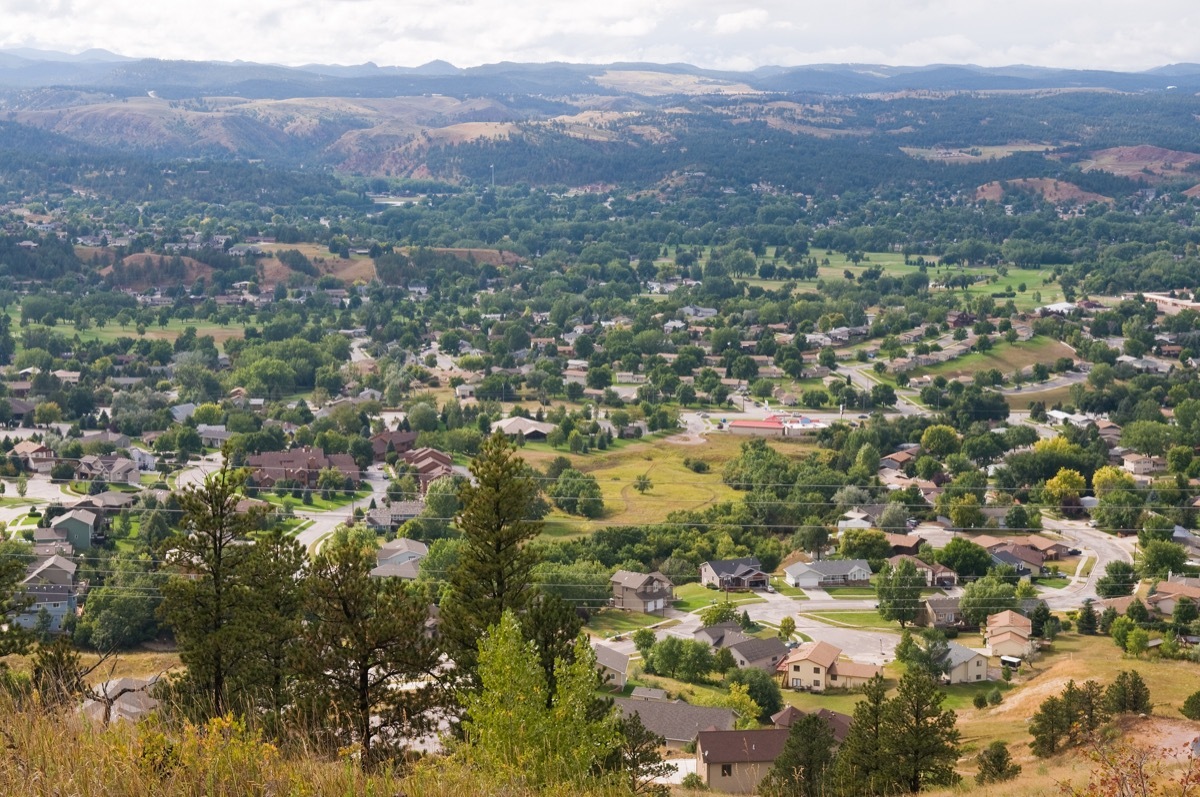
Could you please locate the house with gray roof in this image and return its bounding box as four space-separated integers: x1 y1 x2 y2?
610 569 674 614
938 642 991 684
727 636 788 672
783 559 871 589
593 644 630 690
615 698 736 748
700 557 768 590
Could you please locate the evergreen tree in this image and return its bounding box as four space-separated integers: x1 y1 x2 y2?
876 558 924 628
440 433 542 683
760 713 837 797
1029 695 1070 757
520 592 584 699
975 741 1021 785
1076 599 1098 635
1030 601 1052 637
608 712 673 796
298 528 441 767
880 670 962 793
239 529 307 728
833 674 890 796
159 466 266 717
1105 670 1152 715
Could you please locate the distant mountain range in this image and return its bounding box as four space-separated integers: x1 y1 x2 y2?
1 47 1199 98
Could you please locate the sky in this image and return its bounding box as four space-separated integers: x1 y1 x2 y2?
1 0 1198 72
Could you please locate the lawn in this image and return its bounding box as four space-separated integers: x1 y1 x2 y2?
799 610 896 630
257 489 369 512
9 309 247 348
894 336 1075 383
939 680 1013 711
1036 576 1072 589
671 583 766 613
824 586 876 598
587 609 667 637
1004 383 1076 410
1078 556 1096 577
768 576 808 599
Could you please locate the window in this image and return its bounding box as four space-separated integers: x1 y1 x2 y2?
721 765 732 778
976 660 982 667
813 667 820 674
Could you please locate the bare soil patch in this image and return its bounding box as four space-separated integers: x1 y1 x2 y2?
1078 144 1200 181
975 177 1112 204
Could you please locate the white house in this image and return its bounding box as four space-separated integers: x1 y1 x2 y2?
783 559 872 589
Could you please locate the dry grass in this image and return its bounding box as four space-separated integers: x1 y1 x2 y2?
975 177 1112 204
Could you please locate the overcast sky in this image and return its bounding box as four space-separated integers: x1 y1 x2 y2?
1 0 1197 72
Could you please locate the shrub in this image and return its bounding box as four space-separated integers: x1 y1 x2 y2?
987 687 1003 706
1182 690 1200 721
972 693 988 709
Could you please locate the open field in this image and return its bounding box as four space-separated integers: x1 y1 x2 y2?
898 336 1075 382
901 143 1055 162
9 310 247 348
1004 383 1075 409
527 432 814 536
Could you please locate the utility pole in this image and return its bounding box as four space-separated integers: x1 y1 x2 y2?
490 164 495 190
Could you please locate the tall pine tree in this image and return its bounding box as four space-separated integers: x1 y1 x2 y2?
440 432 542 683
760 713 837 797
298 527 442 767
833 674 890 796
881 671 962 793
159 465 266 717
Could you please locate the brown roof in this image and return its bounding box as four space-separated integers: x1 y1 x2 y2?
830 660 883 680
697 728 789 764
778 640 840 671
987 610 1032 632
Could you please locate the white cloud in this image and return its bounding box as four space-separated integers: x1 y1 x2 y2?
712 8 769 35
0 0 1199 71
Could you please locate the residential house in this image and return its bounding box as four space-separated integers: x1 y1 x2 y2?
939 642 991 683
699 558 769 590
614 698 736 749
991 544 1044 577
246 447 361 489
12 440 54 474
609 570 674 614
78 430 131 449
1123 453 1166 476
880 449 917 470
775 640 882 692
490 416 558 441
916 596 962 629
836 510 874 533
400 447 454 492
370 537 428 580
75 455 138 485
196 424 233 448
696 729 789 794
887 554 957 587
370 429 418 460
364 501 425 534
51 509 98 551
770 706 852 743
695 622 751 650
783 559 872 589
884 533 924 556
985 610 1034 658
594 644 629 690
13 554 78 633
727 637 789 672
1147 581 1200 616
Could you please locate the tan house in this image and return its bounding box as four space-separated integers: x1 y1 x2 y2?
775 640 882 691
987 630 1033 659
1147 581 1200 615
609 570 674 614
940 642 991 683
887 554 957 587
915 596 962 629
696 728 789 794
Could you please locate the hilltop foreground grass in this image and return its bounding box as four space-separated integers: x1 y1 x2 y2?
0 703 630 797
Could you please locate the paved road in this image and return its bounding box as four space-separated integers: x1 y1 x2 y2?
604 589 902 666
1039 518 1137 609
